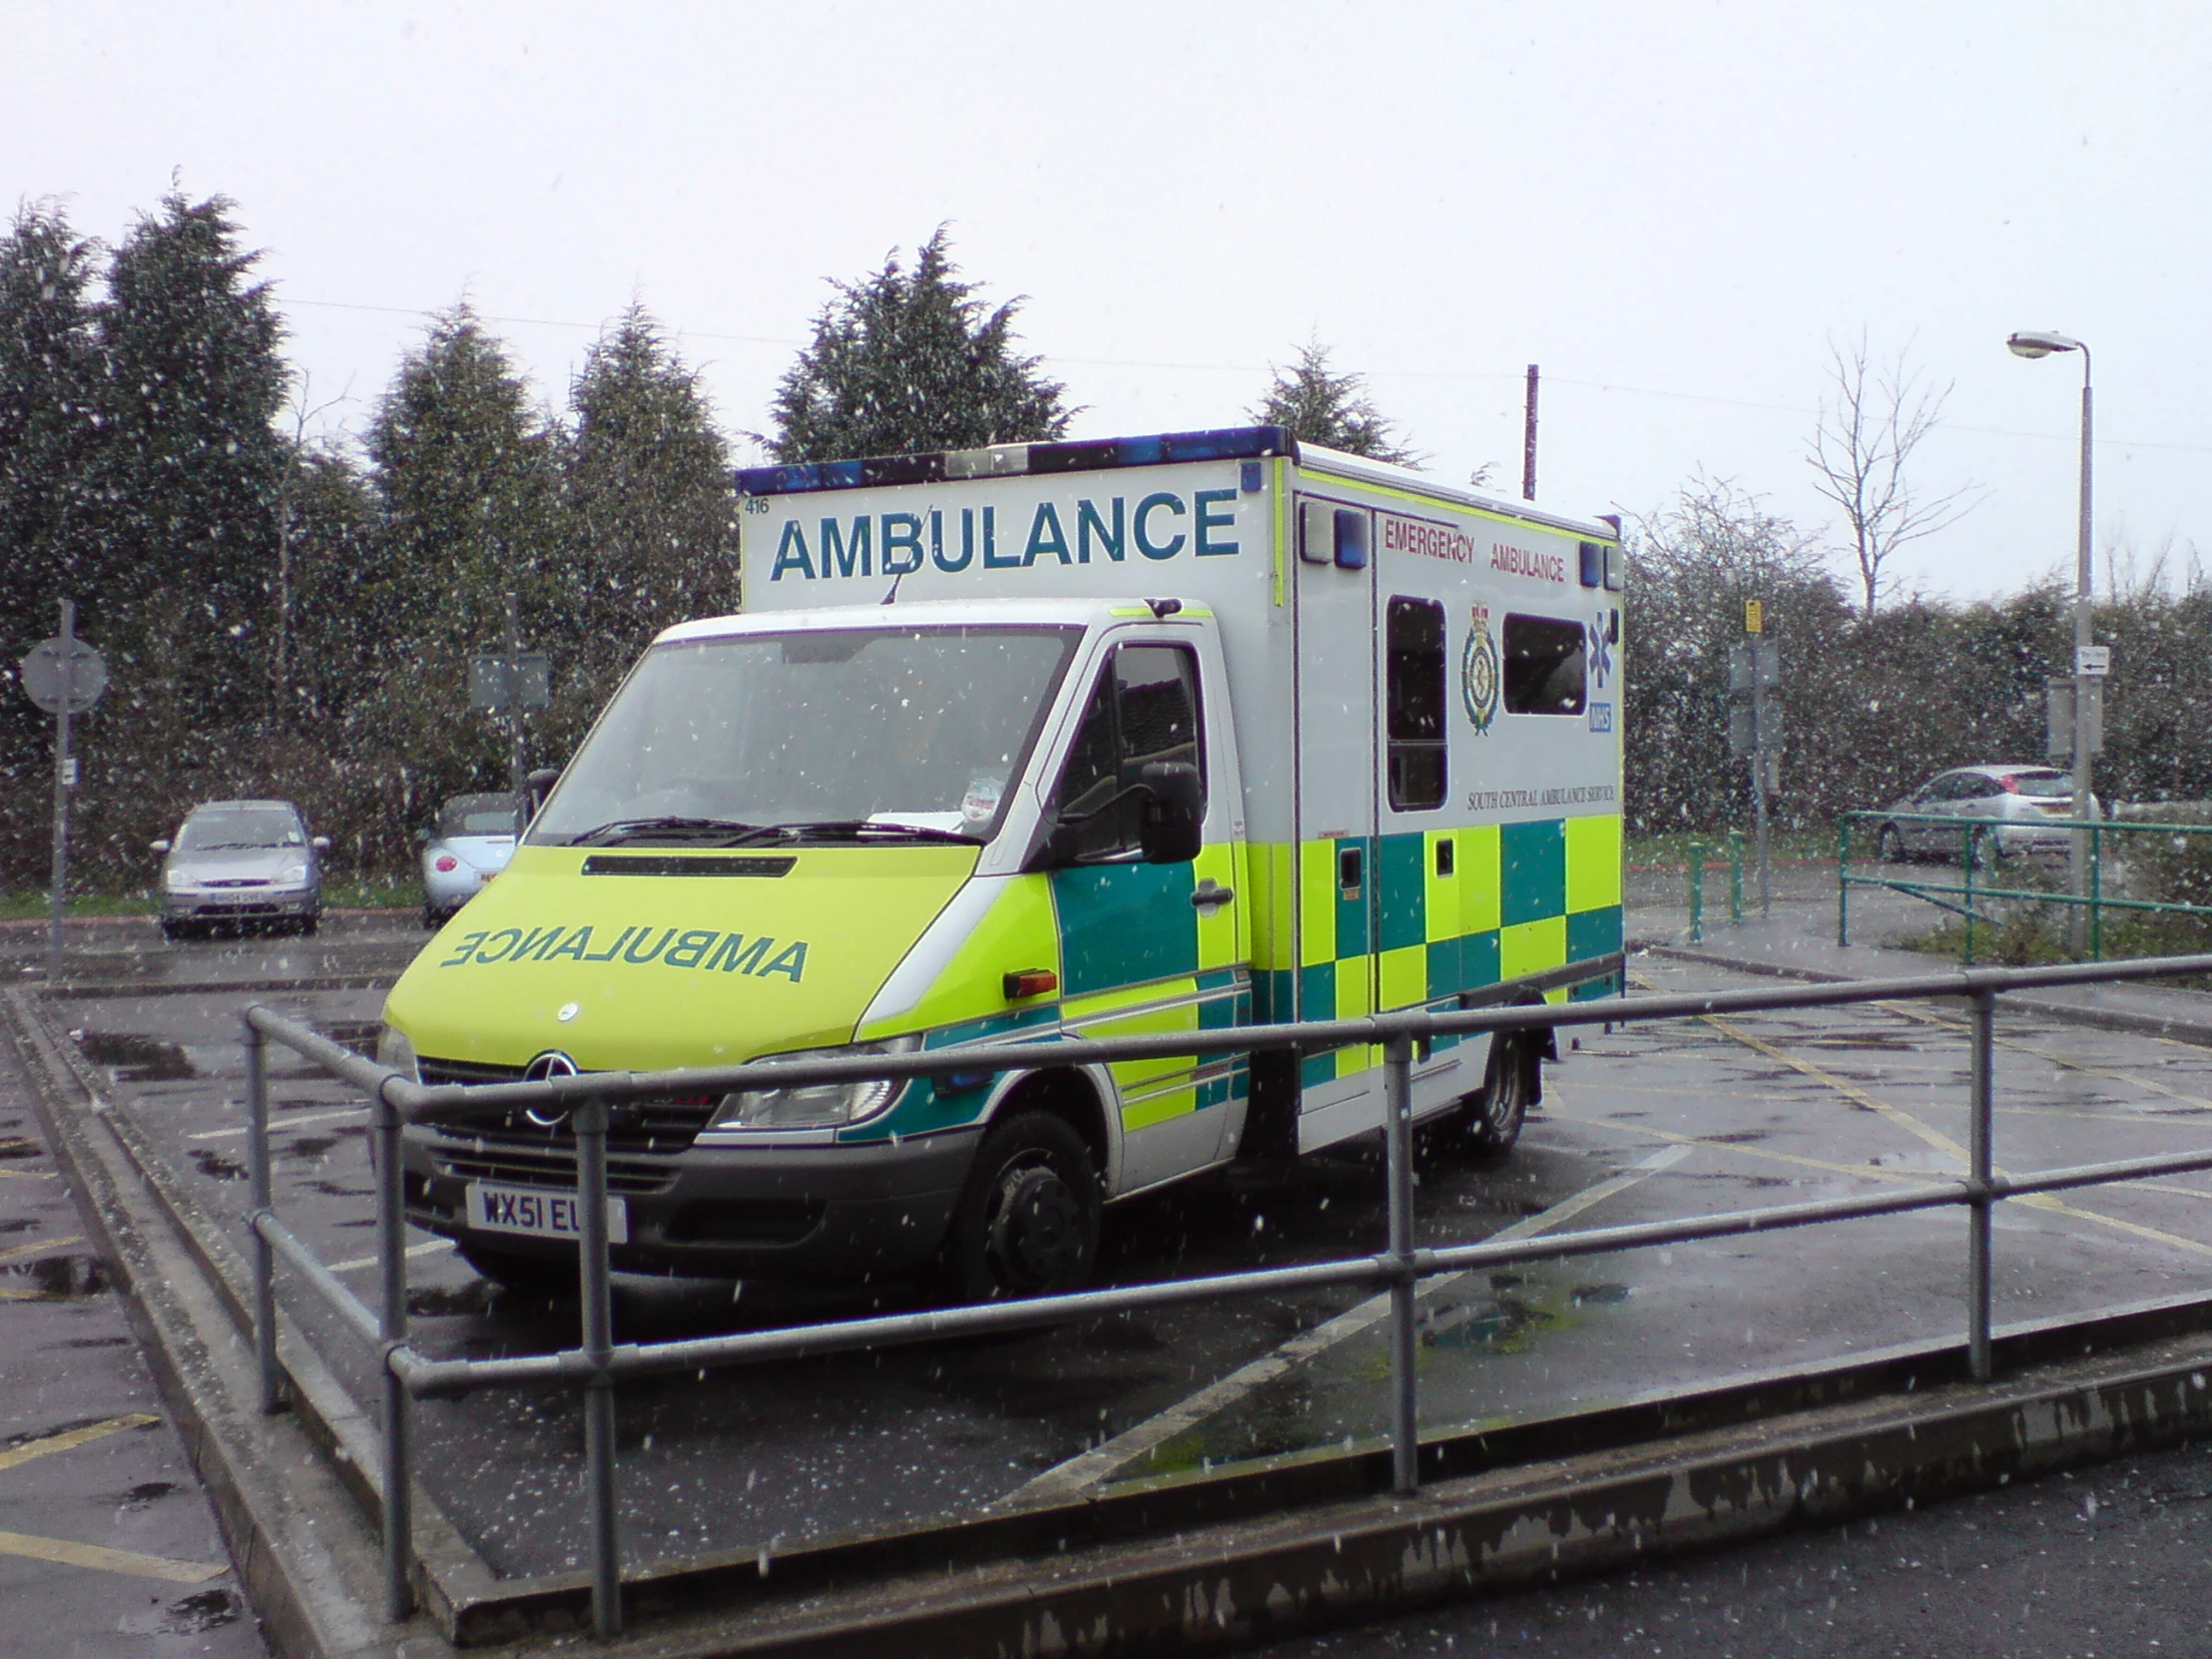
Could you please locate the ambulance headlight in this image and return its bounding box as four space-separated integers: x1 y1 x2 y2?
707 1036 922 1131
375 1025 418 1083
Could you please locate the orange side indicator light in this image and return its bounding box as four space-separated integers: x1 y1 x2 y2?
1002 968 1058 1000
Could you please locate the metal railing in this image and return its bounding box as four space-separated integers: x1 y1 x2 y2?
1840 811 2212 963
240 952 2212 1639
1684 830 1745 941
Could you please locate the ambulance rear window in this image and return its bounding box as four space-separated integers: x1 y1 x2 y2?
1385 597 1446 811
1501 615 1587 716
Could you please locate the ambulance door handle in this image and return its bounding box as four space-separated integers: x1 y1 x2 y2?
1191 879 1236 910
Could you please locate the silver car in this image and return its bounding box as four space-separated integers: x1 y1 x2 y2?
1874 766 2097 863
419 793 521 928
154 800 327 939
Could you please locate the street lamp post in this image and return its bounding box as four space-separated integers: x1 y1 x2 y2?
2006 329 2094 950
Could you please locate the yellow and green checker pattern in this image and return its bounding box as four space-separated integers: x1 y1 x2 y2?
1269 816 1622 1088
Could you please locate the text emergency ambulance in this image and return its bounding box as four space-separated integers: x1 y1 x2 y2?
381 426 1625 1301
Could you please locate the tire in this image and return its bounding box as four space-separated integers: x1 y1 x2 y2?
1454 1034 1536 1160
1967 828 2002 871
457 1241 574 1298
159 918 183 943
1876 825 1907 863
422 905 441 931
936 1112 1101 1304
298 914 319 937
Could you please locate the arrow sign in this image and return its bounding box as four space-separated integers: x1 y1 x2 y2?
21 636 107 715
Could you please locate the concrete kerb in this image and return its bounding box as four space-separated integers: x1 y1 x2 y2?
14 975 2212 1656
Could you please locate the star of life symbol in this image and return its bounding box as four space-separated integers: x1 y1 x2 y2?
1460 604 1499 735
1587 613 1613 690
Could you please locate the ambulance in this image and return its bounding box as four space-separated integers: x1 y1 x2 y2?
382 426 1625 1301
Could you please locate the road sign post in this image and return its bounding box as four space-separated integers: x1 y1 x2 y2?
468 593 551 811
1728 631 1782 919
21 598 109 980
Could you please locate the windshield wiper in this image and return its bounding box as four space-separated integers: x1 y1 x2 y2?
568 817 765 847
730 820 975 845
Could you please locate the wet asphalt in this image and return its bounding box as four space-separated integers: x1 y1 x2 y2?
11 898 2212 1623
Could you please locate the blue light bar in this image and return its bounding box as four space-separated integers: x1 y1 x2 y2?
735 425 1296 497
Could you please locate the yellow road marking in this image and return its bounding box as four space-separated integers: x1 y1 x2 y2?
0 1529 226 1584
1880 999 2212 1112
0 1168 58 1181
0 1235 83 1267
1543 1106 1941 1187
1696 1014 1973 1166
1632 975 2212 1262
0 1139 36 1156
0 1414 157 1475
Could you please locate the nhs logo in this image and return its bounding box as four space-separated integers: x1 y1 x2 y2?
1587 702 1613 734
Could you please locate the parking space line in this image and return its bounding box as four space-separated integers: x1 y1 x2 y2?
0 1529 227 1584
0 1168 57 1181
1540 1109 1944 1185
188 1106 365 1141
326 1239 453 1274
0 1235 84 1267
0 1414 158 1475
1879 999 2212 1114
999 1145 1691 1506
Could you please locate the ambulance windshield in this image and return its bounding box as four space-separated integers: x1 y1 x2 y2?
530 625 1080 847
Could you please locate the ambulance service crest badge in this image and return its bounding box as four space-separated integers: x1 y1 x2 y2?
1460 604 1499 735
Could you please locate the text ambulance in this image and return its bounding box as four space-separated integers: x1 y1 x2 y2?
381 427 1626 1301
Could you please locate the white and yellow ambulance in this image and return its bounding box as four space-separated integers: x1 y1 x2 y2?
382 426 1625 1299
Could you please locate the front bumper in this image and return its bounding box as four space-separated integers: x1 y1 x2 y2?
400 1126 980 1284
163 887 318 921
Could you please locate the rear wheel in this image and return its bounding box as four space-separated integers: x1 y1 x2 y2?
1876 825 1907 863
937 1112 1100 1304
1452 1034 1537 1160
1968 828 2003 871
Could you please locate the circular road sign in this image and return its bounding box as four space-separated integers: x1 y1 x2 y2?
21 636 109 715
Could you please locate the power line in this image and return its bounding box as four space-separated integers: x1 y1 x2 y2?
278 294 2212 456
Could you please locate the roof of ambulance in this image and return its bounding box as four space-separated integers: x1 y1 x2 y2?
657 597 1213 647
731 423 1621 545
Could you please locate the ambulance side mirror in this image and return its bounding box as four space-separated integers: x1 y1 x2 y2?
526 767 562 822
1137 762 1204 864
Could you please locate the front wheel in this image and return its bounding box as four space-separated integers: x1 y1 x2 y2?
937 1112 1101 1304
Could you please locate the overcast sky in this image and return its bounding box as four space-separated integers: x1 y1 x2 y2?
13 1 2210 603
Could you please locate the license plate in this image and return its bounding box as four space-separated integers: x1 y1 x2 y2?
466 1182 629 1244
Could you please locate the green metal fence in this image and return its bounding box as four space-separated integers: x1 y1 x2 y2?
1839 811 2212 964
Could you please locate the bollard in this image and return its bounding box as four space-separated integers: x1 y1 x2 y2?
243 1015 280 1416
1728 830 1744 925
1687 840 1705 944
576 1097 623 1636
1966 989 1996 1382
373 1078 414 1620
1382 1034 1418 1496
1837 819 1852 947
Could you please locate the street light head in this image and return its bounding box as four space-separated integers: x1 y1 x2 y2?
2007 329 2083 359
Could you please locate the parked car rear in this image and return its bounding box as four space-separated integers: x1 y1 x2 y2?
419 793 522 927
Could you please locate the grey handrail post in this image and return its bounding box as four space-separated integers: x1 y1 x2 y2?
1967 989 1996 1382
577 1097 622 1637
1837 818 1851 947
1382 1033 1419 1496
373 1077 414 1620
1687 842 1705 945
243 1014 280 1416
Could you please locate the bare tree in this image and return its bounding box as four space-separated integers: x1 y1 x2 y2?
1807 331 1975 616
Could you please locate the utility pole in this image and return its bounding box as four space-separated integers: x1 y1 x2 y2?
1729 603 1780 920
468 595 551 814
1521 364 1539 501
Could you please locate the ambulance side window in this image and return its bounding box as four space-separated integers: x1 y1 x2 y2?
1501 614 1587 716
1049 644 1204 862
1385 597 1447 811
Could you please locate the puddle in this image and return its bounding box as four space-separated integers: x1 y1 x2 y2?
135 1589 240 1634
1700 1129 1773 1144
0 1217 38 1234
1568 1282 1634 1306
124 1480 178 1506
59 1335 131 1350
190 1149 249 1182
287 1136 338 1157
0 1141 41 1162
3 1254 109 1298
306 1180 370 1198
408 1282 493 1318
1419 1295 1558 1351
72 1031 197 1082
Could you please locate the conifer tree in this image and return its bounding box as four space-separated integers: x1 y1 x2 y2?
1250 337 1420 465
767 228 1071 463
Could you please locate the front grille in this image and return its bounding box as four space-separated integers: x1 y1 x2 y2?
415 1055 721 1156
430 1142 676 1195
205 877 272 888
